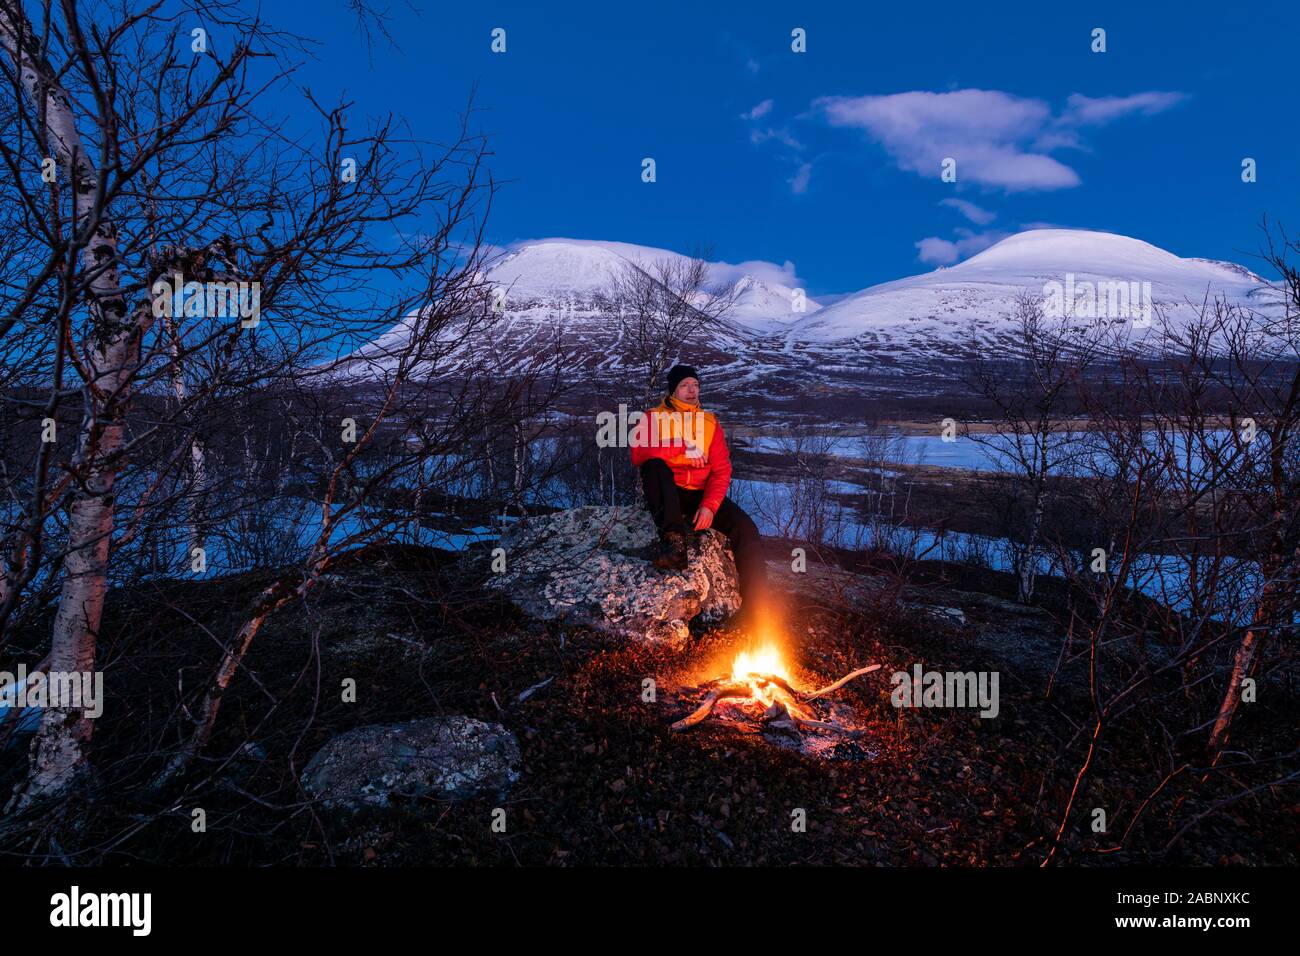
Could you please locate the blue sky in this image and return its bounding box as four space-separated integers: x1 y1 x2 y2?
264 0 1299 297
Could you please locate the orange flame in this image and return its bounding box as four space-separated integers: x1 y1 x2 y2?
730 643 790 707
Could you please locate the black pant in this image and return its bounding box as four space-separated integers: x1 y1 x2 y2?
639 458 768 611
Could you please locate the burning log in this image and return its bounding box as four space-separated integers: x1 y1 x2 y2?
670 644 881 737
743 664 882 703
670 683 754 731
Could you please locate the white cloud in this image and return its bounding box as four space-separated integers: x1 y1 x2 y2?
1062 92 1187 125
709 256 805 289
789 162 812 195
740 99 811 192
940 198 996 225
915 229 1009 265
749 126 804 150
815 88 1185 193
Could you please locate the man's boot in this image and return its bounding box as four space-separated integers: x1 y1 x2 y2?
651 531 690 572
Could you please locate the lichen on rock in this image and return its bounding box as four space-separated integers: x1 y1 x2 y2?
485 506 741 647
300 716 521 811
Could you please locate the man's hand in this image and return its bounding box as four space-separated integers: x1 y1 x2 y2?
693 506 715 531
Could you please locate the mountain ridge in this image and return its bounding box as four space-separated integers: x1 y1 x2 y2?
333 229 1287 418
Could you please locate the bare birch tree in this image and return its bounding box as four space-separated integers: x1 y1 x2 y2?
607 247 740 402
0 0 512 808
967 290 1106 602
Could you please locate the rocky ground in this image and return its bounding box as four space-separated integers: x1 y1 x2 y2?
0 519 1295 866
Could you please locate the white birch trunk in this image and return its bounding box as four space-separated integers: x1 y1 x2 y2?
3 9 144 806
165 312 208 553
511 422 527 515
1017 434 1051 604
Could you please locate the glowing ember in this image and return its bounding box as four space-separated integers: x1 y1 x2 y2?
729 644 792 706
671 645 882 735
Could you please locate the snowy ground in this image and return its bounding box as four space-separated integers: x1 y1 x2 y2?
740 428 1247 475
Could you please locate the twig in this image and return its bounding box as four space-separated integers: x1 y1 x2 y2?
670 683 752 731
745 664 881 702
673 663 882 733
517 676 553 703
802 664 882 700
789 714 863 736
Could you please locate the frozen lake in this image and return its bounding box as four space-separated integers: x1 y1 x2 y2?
740 428 1247 475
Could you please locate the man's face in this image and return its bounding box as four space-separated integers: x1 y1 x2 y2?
673 377 700 404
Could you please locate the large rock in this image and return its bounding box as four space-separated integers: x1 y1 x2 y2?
487 506 742 646
301 716 521 810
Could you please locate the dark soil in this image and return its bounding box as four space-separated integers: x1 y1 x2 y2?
0 543 1295 866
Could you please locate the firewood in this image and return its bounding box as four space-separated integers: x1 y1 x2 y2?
747 665 879 702
790 715 863 736
750 673 798 697
672 664 879 735
670 683 753 731
802 664 882 700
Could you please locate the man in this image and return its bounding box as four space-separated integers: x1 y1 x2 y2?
630 364 769 619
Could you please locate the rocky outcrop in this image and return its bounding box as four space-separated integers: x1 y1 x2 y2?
486 506 742 647
301 716 521 810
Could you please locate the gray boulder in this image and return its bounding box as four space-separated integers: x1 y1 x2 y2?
301 716 521 810
486 506 741 647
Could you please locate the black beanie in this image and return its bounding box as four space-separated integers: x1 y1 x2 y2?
666 364 699 394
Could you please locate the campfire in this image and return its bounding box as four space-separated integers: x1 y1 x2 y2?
670 640 880 740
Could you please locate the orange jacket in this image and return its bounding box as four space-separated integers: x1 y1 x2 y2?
630 395 732 513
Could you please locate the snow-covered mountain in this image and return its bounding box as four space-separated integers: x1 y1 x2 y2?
787 230 1277 357
483 238 820 331
335 239 821 383
461 240 776 376
485 240 642 302
727 274 822 333
335 230 1286 420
